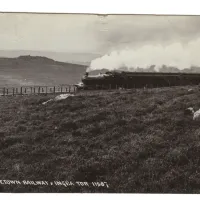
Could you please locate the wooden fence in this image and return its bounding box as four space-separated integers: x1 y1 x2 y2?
0 85 77 96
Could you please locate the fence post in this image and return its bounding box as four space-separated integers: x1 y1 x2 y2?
3 88 5 96
12 88 14 96
30 87 32 94
16 88 18 95
6 88 8 95
53 86 56 94
38 87 41 94
46 86 48 95
34 87 36 94
69 86 71 93
20 87 22 95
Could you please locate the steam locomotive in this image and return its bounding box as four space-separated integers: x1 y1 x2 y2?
75 71 200 90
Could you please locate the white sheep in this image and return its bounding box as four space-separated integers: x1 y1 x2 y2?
54 94 74 101
42 94 74 105
184 107 194 115
42 99 54 105
185 107 200 120
193 109 200 121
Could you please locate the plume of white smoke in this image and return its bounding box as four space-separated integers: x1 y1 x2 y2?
88 38 200 72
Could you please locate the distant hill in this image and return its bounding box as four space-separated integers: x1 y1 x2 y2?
0 50 102 65
0 55 88 87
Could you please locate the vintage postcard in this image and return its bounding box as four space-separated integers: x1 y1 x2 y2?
0 12 200 193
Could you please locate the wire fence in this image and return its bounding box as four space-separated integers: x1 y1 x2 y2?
0 83 194 97
0 85 77 96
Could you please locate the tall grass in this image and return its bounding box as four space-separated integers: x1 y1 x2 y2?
0 86 200 192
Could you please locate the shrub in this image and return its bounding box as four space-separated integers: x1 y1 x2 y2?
15 125 27 133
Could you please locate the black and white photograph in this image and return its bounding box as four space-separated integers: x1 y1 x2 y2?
1 12 200 193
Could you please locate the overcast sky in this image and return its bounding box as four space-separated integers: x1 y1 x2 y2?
1 13 200 67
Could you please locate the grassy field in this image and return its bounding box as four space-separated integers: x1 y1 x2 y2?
1 86 200 193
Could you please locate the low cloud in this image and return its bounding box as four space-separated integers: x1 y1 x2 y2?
88 38 200 72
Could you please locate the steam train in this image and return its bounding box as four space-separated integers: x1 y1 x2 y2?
75 71 200 90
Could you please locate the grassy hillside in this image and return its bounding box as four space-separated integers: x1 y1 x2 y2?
1 86 200 193
0 55 87 87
